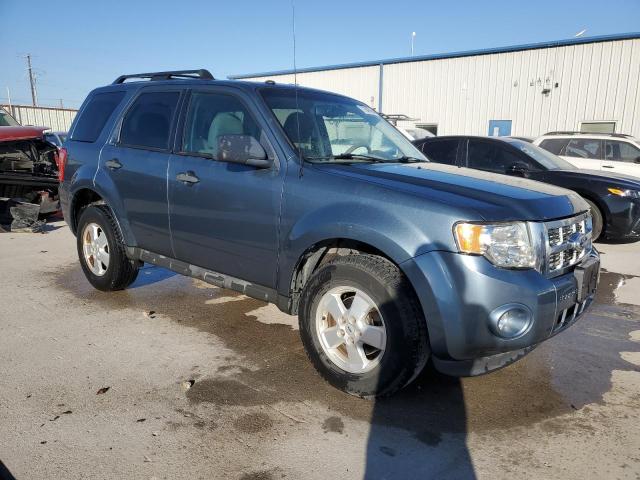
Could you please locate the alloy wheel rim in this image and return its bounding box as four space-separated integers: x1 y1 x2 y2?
82 222 110 276
315 286 387 374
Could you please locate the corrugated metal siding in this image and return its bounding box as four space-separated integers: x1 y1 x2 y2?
1 105 77 132
240 38 640 138
247 65 381 110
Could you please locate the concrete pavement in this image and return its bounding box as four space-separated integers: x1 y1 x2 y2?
0 223 638 479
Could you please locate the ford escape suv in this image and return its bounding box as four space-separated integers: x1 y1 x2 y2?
60 69 600 397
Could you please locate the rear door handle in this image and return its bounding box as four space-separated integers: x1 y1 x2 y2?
176 171 200 185
105 158 123 170
602 165 614 169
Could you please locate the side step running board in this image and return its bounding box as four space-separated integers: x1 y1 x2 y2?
126 247 278 304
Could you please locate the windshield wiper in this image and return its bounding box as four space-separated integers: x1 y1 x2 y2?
306 153 428 164
306 153 389 163
392 156 428 163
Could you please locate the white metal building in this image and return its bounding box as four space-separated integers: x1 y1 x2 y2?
231 33 640 138
1 104 77 132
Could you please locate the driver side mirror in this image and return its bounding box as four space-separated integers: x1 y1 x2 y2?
217 134 271 168
507 162 529 177
634 156 640 164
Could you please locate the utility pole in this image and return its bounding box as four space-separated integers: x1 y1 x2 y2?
59 99 64 109
411 32 416 55
6 87 11 109
26 54 38 106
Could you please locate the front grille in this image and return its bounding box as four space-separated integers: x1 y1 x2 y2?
544 213 591 276
553 299 589 332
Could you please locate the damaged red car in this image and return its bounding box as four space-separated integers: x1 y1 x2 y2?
0 109 60 228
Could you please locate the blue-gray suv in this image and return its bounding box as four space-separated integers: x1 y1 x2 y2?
59 69 600 397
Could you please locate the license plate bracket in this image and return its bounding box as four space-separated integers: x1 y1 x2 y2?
574 257 599 303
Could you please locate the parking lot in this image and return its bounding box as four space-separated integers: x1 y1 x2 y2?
0 222 637 479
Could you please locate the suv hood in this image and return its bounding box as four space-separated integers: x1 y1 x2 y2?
0 126 47 142
318 162 587 221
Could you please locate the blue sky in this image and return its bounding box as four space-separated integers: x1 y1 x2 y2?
1 0 638 109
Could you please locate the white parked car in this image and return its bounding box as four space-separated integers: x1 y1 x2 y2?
533 132 640 179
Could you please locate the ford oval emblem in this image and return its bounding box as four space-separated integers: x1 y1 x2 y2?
568 232 587 250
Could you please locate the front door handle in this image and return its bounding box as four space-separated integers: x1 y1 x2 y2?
602 165 614 169
105 158 123 170
176 171 200 185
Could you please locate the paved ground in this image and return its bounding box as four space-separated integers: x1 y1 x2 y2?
0 222 639 480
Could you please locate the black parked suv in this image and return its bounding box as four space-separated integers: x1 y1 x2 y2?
59 70 599 397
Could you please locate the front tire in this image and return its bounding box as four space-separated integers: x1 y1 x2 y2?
298 253 430 398
76 205 139 291
585 199 603 241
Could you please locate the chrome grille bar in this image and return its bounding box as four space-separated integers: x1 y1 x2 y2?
541 212 592 277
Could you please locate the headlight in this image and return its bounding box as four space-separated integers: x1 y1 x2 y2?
454 222 538 269
608 187 640 199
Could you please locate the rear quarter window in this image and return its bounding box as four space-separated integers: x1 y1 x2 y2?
539 138 569 155
71 91 126 143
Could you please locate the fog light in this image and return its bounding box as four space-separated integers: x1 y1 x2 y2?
489 304 532 339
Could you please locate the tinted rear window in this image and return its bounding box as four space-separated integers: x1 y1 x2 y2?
420 139 459 165
120 91 180 150
539 138 569 155
71 91 126 142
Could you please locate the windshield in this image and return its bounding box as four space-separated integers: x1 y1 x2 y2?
504 138 576 170
260 88 427 163
0 110 19 127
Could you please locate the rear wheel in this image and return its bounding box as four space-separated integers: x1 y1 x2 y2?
76 205 139 291
585 199 603 241
298 253 430 398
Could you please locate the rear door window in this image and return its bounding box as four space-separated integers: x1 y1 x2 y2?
420 139 459 165
605 140 640 163
564 139 603 160
71 91 126 142
120 91 180 150
539 138 569 155
467 139 506 173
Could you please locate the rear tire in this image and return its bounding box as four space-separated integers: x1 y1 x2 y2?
298 253 430 398
76 205 139 291
585 199 603 241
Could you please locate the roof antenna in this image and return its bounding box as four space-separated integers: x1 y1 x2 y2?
291 0 304 178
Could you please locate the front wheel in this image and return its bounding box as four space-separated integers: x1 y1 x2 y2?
585 199 603 241
298 253 430 398
76 205 139 291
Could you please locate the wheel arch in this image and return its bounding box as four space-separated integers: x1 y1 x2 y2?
68 182 134 245
69 187 104 234
284 237 422 316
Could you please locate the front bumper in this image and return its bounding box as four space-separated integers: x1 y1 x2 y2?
604 197 640 239
401 248 599 376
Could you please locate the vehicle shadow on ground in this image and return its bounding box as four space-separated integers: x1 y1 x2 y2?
361 271 476 480
364 368 474 479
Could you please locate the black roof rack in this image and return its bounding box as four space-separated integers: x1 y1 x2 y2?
543 131 633 138
381 114 419 125
112 69 214 84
